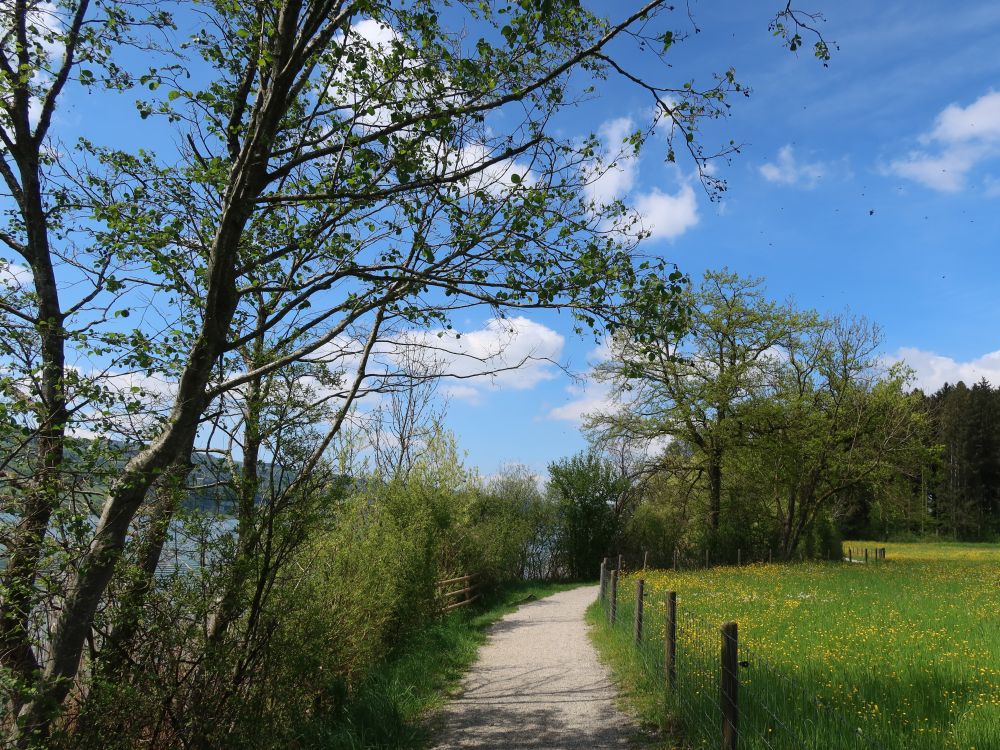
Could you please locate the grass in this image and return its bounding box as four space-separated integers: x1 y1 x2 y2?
310 579 586 749
586 598 681 749
590 542 1000 750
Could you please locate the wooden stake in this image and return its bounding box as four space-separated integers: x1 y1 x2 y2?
633 579 644 644
665 591 677 690
609 570 618 625
721 621 739 750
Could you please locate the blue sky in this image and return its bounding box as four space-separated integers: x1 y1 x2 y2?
437 0 1000 478
7 1 1000 479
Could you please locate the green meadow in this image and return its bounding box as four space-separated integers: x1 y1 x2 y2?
590 543 1000 750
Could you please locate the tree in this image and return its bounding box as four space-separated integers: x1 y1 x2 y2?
1 1 830 741
589 271 926 560
547 451 628 579
588 269 810 541
919 379 1000 539
734 317 928 556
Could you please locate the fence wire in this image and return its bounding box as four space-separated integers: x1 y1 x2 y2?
598 568 887 750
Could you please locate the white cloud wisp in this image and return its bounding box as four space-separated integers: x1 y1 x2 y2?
886 90 1000 192
759 145 829 188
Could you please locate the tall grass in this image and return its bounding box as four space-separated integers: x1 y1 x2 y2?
591 543 1000 750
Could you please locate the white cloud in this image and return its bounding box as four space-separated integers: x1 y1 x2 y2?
441 383 482 405
396 316 565 403
886 91 1000 192
352 18 397 47
580 114 702 243
442 140 537 195
759 145 828 188
632 183 699 241
264 316 566 409
547 378 616 424
0 261 32 288
583 116 638 206
893 346 1000 392
886 144 988 193
929 91 1000 144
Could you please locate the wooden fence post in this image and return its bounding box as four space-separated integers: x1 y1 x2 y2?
618 553 624 572
600 558 607 601
609 570 618 625
721 621 739 750
673 548 678 571
643 550 649 570
665 591 677 691
737 548 741 567
633 579 644 644
848 548 852 562
865 548 869 564
768 549 772 565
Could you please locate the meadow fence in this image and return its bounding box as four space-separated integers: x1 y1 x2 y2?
598 559 889 750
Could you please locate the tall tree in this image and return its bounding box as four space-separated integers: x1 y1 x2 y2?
588 269 809 540
735 317 927 555
547 451 626 579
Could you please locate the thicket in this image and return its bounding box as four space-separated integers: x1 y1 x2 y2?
55 428 561 749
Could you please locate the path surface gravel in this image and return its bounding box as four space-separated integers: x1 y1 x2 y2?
431 585 644 749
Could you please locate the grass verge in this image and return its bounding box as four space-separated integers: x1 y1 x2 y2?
311 580 587 749
585 599 680 750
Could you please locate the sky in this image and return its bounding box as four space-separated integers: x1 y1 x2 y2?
7 0 1000 479
436 0 1000 477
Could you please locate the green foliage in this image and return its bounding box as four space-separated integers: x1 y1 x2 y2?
622 474 686 568
547 451 625 579
591 269 927 564
1 0 836 740
797 511 842 561
60 425 565 749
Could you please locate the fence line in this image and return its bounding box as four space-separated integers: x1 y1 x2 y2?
437 572 481 613
598 560 887 749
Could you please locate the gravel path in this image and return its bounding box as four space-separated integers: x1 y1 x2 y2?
431 585 644 749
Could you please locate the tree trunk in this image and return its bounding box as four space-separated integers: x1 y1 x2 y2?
8 12 304 731
707 455 722 532
782 489 797 557
0 148 68 703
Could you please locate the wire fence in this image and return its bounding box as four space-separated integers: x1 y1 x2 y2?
598 560 890 750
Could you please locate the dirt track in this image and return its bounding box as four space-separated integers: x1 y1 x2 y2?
431 585 644 749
